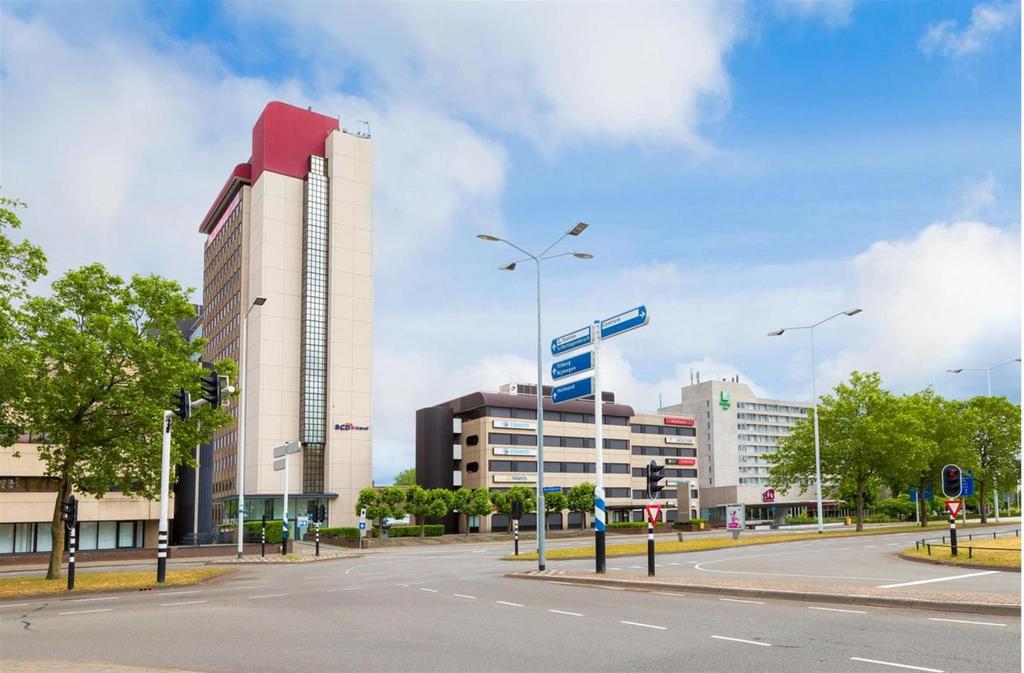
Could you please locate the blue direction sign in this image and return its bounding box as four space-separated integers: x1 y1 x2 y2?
552 376 594 404
909 486 934 502
963 471 975 497
552 351 594 381
551 325 593 356
600 305 648 340
543 486 563 493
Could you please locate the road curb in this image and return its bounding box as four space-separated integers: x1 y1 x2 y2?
896 552 1021 573
508 572 1022 617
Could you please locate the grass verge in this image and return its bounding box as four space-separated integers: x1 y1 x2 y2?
0 567 235 599
901 536 1020 570
502 522 1012 561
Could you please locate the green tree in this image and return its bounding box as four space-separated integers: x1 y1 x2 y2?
15 265 233 578
355 486 405 535
393 467 416 486
543 490 567 532
963 396 1021 523
404 485 454 536
566 482 595 529
769 372 905 531
452 487 493 535
490 486 535 532
0 196 47 446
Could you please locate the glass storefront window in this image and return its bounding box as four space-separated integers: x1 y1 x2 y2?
118 522 134 548
78 522 98 550
36 523 52 552
98 521 117 549
0 523 14 553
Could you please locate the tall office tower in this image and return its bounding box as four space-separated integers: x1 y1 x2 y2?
198 101 374 530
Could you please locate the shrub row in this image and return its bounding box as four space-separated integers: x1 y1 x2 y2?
244 520 283 544
386 524 444 537
607 521 669 529
318 527 361 541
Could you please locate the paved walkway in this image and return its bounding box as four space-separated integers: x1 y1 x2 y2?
517 568 1022 615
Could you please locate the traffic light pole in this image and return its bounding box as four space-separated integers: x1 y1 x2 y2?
67 519 77 591
949 514 958 557
513 519 519 556
647 517 655 576
593 323 606 574
157 411 173 583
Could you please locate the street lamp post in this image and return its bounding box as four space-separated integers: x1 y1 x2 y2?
236 296 267 559
477 223 592 571
768 308 862 534
947 357 1021 522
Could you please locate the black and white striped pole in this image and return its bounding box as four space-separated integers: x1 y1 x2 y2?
157 411 173 583
67 524 77 590
261 514 267 558
315 519 320 557
63 495 78 591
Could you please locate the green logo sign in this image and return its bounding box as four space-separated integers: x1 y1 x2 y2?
719 390 731 410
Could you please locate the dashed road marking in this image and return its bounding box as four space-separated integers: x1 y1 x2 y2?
70 596 118 602
344 567 354 575
928 617 1006 627
808 606 866 614
157 590 201 597
496 600 523 607
849 656 943 672
161 600 207 607
711 635 770 647
327 587 361 592
453 593 476 599
419 588 439 593
249 593 289 599
0 603 30 608
549 609 583 616
877 570 997 589
58 608 112 616
652 591 685 597
719 598 764 605
621 620 667 630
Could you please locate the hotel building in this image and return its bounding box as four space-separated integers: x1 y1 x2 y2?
199 101 374 530
416 383 700 532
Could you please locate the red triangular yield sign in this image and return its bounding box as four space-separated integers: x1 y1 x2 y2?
645 503 662 523
945 500 963 518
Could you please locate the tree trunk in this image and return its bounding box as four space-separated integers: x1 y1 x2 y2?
47 477 72 579
419 515 425 537
918 477 929 528
978 480 988 524
855 487 864 532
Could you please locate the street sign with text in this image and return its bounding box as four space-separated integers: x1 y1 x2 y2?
543 486 562 493
552 376 594 404
273 458 286 471
551 325 593 356
551 351 594 380
599 305 648 340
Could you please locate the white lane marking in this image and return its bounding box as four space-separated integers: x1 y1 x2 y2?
668 562 680 566
719 598 764 604
886 543 900 546
652 591 685 597
686 561 700 564
453 593 476 599
628 565 643 569
58 608 112 616
877 570 998 589
808 606 867 614
711 635 771 647
609 567 623 571
419 588 439 593
597 586 625 591
472 550 487 554
344 567 353 575
248 593 289 599
0 603 30 608
496 600 523 607
549 609 583 616
161 600 207 607
849 656 943 672
327 587 361 592
398 580 431 587
70 596 118 602
621 620 667 630
307 575 329 579
158 590 201 597
928 617 1006 627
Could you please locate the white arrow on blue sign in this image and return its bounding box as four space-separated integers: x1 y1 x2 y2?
551 351 594 380
552 376 593 404
551 325 593 356
600 305 648 340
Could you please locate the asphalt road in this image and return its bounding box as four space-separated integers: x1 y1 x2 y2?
1 529 1020 673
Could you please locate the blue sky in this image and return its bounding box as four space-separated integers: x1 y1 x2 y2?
2 1 1020 482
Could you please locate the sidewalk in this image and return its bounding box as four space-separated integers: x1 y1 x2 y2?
511 569 1022 616
208 541 362 564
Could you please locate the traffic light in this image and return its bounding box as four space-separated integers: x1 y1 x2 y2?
317 504 327 523
511 500 523 520
646 460 665 499
200 370 221 407
60 495 78 527
942 464 962 498
173 388 191 421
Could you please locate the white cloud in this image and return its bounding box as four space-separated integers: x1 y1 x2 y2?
240 2 744 151
958 172 998 217
919 2 1019 58
773 0 855 28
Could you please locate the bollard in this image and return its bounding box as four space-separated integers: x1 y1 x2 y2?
968 546 973 559
927 544 931 556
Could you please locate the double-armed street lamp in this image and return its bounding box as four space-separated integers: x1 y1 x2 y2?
477 223 592 571
236 296 267 558
768 308 862 534
947 357 1021 521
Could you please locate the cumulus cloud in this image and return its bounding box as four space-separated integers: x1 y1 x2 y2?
919 1 1019 58
957 172 998 217
240 2 744 151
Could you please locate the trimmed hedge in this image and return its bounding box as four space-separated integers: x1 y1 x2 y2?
607 521 668 529
244 520 283 544
319 527 361 541
386 524 444 537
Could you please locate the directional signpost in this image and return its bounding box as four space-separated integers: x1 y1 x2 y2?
274 441 300 555
551 305 649 575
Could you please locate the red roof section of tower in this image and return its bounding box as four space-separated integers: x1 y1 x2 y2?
199 101 340 233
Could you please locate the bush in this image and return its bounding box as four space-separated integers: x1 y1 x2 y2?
874 496 914 521
244 520 283 544
607 521 668 529
319 527 360 541
386 525 444 537
862 513 898 523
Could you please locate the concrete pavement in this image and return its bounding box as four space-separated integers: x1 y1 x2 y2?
1 528 1019 673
